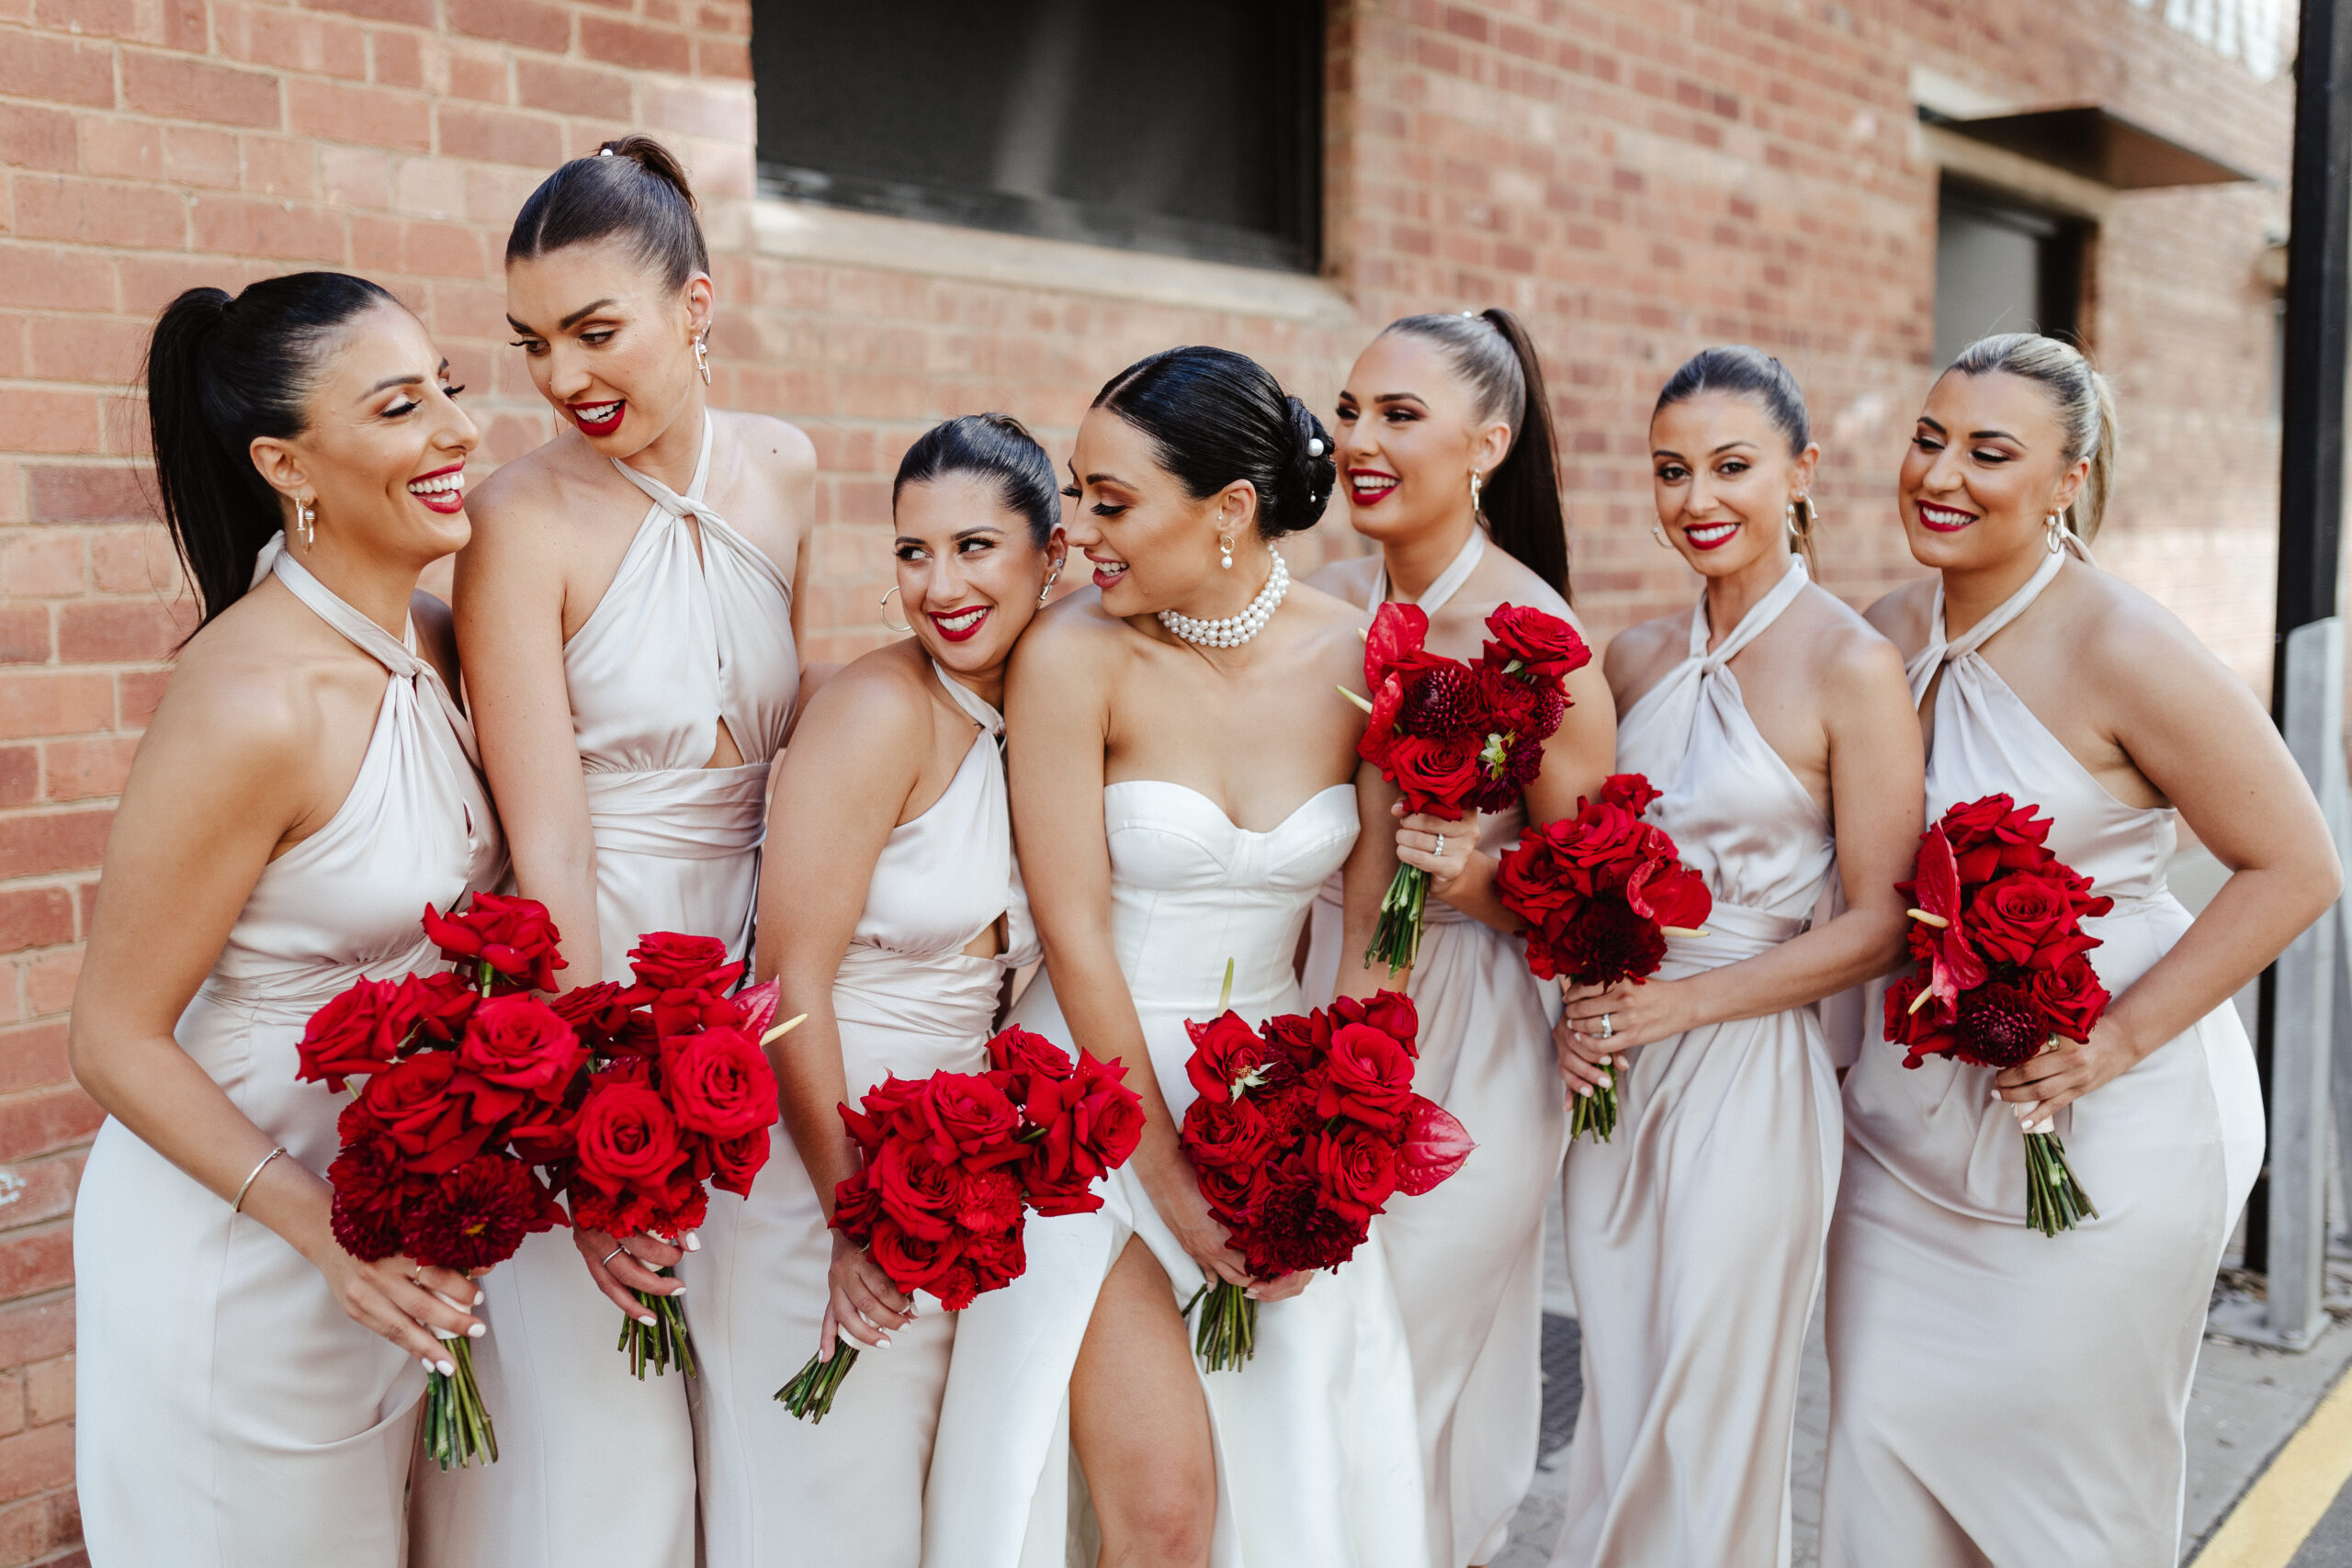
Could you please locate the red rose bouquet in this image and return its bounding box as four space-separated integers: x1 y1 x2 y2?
1493 774 1713 1143
1346 602 1591 972
775 1024 1145 1421
1176 982 1474 1371
544 933 789 1378
297 893 583 1470
1885 794 2114 1235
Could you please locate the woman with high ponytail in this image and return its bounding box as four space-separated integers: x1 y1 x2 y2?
413 136 812 1568
1300 308 1613 1567
72 275 503 1566
1822 334 2337 1567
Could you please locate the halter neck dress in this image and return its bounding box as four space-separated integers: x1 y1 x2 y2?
1822 547 2263 1568
413 415 797 1568
1550 558 1842 1568
923 780 1428 1568
695 664 1036 1568
76 539 504 1566
1301 527 1574 1567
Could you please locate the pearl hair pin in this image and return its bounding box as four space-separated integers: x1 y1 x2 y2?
1159 549 1289 649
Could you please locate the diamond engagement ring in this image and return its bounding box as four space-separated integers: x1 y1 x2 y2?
1600 1013 1615 1040
1434 833 1446 858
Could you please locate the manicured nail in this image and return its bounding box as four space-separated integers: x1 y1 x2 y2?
473 1289 486 1305
684 1231 701 1252
421 1356 437 1372
668 1283 686 1297
2033 1119 2053 1134
873 1337 891 1349
432 1325 458 1341
1991 1089 2003 1101
638 1313 658 1325
467 1322 486 1338
1577 1083 1591 1096
437 1359 456 1376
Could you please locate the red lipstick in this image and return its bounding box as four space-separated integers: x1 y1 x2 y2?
568 398 625 437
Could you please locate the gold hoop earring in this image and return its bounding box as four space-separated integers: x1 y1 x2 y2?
1217 532 1235 570
297 498 317 549
1651 522 1673 549
2045 512 2066 554
1037 561 1063 605
879 584 910 633
694 330 712 387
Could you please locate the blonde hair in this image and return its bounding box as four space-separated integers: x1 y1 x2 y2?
1945 333 2118 543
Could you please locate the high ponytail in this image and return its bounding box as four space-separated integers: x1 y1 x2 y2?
143 272 396 627
1945 332 2117 544
1380 309 1571 603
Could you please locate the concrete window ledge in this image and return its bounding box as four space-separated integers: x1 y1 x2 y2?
748 196 1357 325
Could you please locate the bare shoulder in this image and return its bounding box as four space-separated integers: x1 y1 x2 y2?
1303 552 1379 604
719 409 817 485
1010 586 1126 692
460 440 597 566
1862 576 1937 660
145 597 333 778
409 588 459 689
1283 577 1377 677
1602 613 1685 705
2059 560 2234 696
1791 583 1908 701
797 637 930 747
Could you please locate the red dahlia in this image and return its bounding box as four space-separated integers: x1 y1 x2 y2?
401 1154 546 1272
1954 979 2047 1069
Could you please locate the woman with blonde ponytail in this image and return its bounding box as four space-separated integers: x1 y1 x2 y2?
1302 308 1614 1568
1822 333 2337 1567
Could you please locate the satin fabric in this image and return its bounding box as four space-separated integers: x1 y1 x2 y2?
76 539 503 1567
1551 558 1841 1568
413 416 797 1568
923 781 1428 1568
1822 546 2264 1568
1301 526 1569 1566
695 670 1035 1566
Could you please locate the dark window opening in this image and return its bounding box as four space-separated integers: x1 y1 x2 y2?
751 0 1325 274
1933 179 2092 367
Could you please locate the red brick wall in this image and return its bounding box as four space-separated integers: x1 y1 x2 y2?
0 0 2292 1557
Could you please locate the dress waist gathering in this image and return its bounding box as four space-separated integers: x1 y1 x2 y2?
582 762 770 859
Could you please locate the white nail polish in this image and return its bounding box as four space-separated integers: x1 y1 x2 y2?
473 1290 486 1305
467 1322 486 1338
432 1325 458 1341
685 1233 701 1252
874 1337 891 1350
668 1284 686 1297
638 1314 658 1325
421 1356 437 1372
437 1359 456 1376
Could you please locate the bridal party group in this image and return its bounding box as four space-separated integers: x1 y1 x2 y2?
62 132 2338 1568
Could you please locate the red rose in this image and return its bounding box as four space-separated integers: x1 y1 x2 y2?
572 1078 684 1197
506 1097 580 1166
347 1053 492 1174
1885 969 1962 1068
665 1026 779 1143
1360 989 1419 1050
866 1218 956 1293
1482 604 1591 681
1067 1060 1144 1177
2030 952 2111 1043
1937 795 2056 885
1967 871 2078 970
840 1075 926 1159
458 993 584 1100
1385 733 1481 818
1627 856 1712 933
916 1072 1023 1169
298 978 405 1089
327 1134 413 1260
423 892 566 993
1396 1096 1475 1195
710 1130 769 1198
1318 1021 1418 1131
870 1140 959 1242
831 1170 882 1244
1023 1165 1108 1218
1261 1010 1325 1069
548 981 633 1045
1195 1156 1270 1225
1600 774 1661 815
401 1153 546 1271
1184 1011 1270 1105
1309 1123 1400 1224
626 932 742 994
1182 1092 1273 1170
986 1025 1074 1105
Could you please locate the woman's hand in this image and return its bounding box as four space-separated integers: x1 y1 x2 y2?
1140 1151 1253 1290
576 1225 690 1320
1393 804 1479 897
1557 976 1695 1055
319 1247 486 1372
820 1231 913 1355
1552 1007 1621 1100
1993 1019 2145 1128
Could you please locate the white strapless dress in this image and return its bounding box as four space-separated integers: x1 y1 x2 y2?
922 781 1428 1568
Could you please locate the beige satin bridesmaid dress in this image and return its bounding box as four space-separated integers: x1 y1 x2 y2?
413 414 797 1568
1823 545 2263 1568
1302 528 1570 1568
695 667 1035 1567
75 539 504 1567
1551 558 1841 1568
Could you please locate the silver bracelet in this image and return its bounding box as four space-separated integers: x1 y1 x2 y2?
232 1146 288 1214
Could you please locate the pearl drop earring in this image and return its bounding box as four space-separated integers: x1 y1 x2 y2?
1218 532 1235 570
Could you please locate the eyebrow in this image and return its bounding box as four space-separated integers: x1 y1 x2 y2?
366 359 447 396
560 298 619 330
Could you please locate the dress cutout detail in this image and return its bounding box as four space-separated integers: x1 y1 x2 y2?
412 416 797 1568
1551 557 1841 1568
1824 544 2263 1568
927 782 1428 1568
77 538 503 1568
696 663 1035 1567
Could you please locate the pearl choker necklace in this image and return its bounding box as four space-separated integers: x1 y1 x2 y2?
1159 549 1289 649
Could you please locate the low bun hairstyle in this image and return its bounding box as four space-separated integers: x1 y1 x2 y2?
1091 346 1335 538
1381 308 1570 601
893 413 1059 547
1654 345 1818 574
506 134 710 288
143 272 398 628
1945 332 2117 544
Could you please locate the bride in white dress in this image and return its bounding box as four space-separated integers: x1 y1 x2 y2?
923 346 1427 1568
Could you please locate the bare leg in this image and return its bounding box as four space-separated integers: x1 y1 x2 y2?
1070 1235 1215 1568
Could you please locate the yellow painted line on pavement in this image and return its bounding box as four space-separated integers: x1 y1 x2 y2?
2191 1365 2352 1568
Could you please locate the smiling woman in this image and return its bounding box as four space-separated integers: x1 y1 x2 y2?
70 274 506 1568
411 136 816 1568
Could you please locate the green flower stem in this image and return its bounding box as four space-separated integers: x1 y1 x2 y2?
421 1334 498 1471
1569 1058 1619 1145
615 1269 696 1379
2023 1127 2098 1237
1182 1280 1258 1373
775 1343 861 1422
1366 863 1430 975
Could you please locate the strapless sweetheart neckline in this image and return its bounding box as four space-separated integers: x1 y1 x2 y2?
1102 778 1353 838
